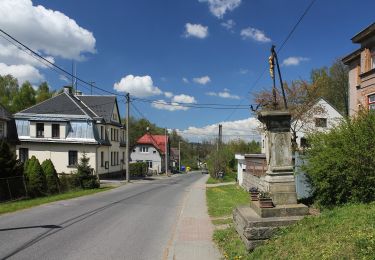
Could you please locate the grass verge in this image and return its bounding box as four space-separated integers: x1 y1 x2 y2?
214 203 375 259
207 172 237 184
206 184 249 218
0 187 113 215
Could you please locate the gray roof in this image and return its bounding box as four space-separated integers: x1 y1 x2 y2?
77 95 119 123
17 93 121 125
0 103 12 120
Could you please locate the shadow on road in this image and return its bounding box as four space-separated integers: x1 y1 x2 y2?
0 225 62 232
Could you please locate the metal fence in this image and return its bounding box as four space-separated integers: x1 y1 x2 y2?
0 176 28 202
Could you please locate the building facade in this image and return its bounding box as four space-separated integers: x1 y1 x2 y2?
130 133 169 174
14 87 126 175
342 23 375 116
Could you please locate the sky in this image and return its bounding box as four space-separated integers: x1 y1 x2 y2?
0 0 374 142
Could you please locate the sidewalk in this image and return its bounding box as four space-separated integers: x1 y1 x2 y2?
167 175 221 260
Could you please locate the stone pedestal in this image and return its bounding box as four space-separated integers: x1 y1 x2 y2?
258 110 297 205
233 110 308 251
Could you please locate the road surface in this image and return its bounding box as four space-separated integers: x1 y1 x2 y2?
0 172 212 260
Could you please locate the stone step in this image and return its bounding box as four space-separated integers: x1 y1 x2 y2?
233 206 305 251
250 200 309 218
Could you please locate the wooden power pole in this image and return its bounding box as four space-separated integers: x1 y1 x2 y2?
125 93 130 182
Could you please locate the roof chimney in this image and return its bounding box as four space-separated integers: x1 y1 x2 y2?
75 90 83 96
63 86 72 94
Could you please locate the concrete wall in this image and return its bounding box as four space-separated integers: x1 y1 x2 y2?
130 144 163 173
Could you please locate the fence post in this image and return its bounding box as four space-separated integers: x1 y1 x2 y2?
6 179 13 200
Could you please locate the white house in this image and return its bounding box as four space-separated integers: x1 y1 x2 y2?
261 97 344 153
130 133 169 174
14 87 126 175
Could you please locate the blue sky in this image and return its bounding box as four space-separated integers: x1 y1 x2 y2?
0 0 374 141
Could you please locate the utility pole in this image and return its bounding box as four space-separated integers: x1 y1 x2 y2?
165 128 168 175
178 141 181 172
125 93 130 182
217 124 222 151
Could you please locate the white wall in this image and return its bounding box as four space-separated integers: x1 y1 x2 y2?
130 144 163 173
235 154 245 186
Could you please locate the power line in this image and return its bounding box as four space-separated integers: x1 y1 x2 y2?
224 0 318 121
0 28 124 97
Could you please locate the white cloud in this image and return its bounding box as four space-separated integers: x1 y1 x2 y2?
151 100 189 111
193 76 211 85
0 0 96 61
164 92 173 98
282 56 310 66
172 94 197 104
184 23 208 39
206 89 240 99
221 19 236 31
182 77 189 83
240 27 271 43
199 0 242 19
0 63 44 84
114 75 162 97
177 117 261 142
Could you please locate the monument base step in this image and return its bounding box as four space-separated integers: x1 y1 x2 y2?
233 206 305 251
250 200 308 218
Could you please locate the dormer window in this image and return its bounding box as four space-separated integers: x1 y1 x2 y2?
36 123 44 138
101 126 105 140
52 124 60 138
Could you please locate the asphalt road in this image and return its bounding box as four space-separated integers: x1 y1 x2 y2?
0 172 205 260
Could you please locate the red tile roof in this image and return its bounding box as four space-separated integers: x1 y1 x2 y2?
137 134 168 154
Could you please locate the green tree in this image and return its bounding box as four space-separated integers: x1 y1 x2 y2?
304 110 375 208
76 153 99 189
36 82 53 103
25 156 47 197
0 74 19 112
0 140 23 177
41 159 60 194
13 81 36 112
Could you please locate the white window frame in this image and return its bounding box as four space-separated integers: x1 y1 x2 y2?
140 146 149 153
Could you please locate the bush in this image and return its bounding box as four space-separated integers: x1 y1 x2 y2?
130 162 148 177
304 110 375 207
24 156 47 197
41 159 60 194
0 140 23 177
59 173 80 191
76 152 100 189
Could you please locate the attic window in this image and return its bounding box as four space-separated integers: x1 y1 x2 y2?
36 123 44 138
315 118 327 128
112 113 118 121
141 146 149 153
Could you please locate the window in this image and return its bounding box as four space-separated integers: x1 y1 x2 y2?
19 148 29 163
52 124 60 138
111 128 113 141
36 123 44 138
141 146 149 153
146 160 153 169
315 118 327 128
68 151 78 166
101 151 104 167
111 152 113 166
0 122 4 137
116 152 119 165
122 152 125 163
300 138 309 148
369 94 375 111
101 126 104 140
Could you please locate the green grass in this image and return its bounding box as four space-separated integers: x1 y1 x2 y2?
212 218 233 226
214 203 375 260
206 184 249 218
0 187 113 215
206 172 237 184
